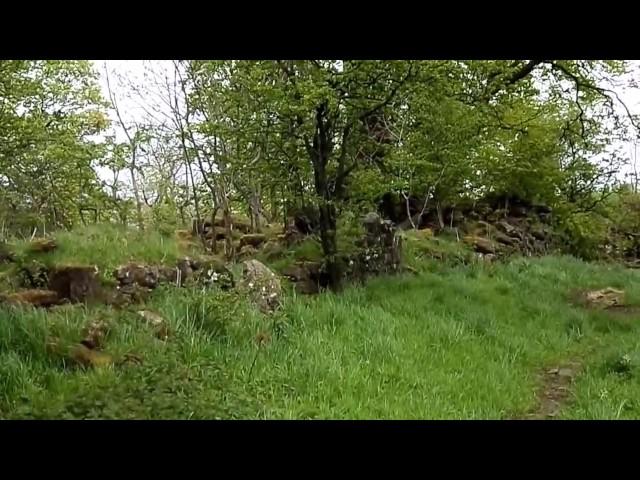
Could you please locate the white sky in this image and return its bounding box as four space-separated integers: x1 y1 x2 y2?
92 60 640 183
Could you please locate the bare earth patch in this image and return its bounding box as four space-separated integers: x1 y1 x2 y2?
569 287 640 321
513 361 581 420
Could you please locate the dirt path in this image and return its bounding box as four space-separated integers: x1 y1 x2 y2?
515 361 581 420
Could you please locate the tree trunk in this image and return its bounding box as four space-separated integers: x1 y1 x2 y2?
318 201 341 290
436 202 445 229
130 163 144 231
223 204 234 260
219 180 234 260
309 105 342 291
270 185 278 223
249 185 262 233
210 207 219 254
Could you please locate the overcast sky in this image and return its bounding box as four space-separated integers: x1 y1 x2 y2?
93 60 640 181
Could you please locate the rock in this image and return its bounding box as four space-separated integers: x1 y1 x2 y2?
1 289 59 307
157 257 194 287
280 261 324 294
239 234 267 249
114 263 159 289
48 265 101 303
175 257 195 286
363 212 382 228
291 207 320 235
473 220 494 236
137 310 170 340
81 319 111 350
530 226 548 241
190 256 225 272
28 238 57 253
463 235 498 254
493 231 518 246
558 368 573 378
584 288 625 309
195 217 252 236
282 221 304 246
18 260 49 288
69 344 113 368
240 259 282 313
281 264 309 282
158 265 180 285
496 221 521 237
108 283 151 306
191 256 234 289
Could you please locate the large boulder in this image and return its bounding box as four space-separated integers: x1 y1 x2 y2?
361 212 402 272
240 259 282 313
48 265 102 303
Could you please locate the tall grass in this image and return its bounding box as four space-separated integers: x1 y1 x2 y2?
3 224 640 418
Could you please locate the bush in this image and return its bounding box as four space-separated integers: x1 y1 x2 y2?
555 212 609 261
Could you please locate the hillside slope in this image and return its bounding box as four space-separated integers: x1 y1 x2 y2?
1 225 640 419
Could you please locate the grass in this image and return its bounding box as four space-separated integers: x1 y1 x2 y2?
4 224 187 284
2 224 640 418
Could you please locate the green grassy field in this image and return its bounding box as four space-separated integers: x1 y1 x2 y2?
2 225 640 419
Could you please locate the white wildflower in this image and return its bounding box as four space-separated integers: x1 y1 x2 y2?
248 282 254 289
269 292 277 299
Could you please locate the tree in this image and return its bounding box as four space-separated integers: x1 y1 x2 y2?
0 60 109 234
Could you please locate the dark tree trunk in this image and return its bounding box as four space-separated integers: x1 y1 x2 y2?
270 185 278 223
223 204 234 260
318 201 341 290
210 206 219 254
309 101 342 291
